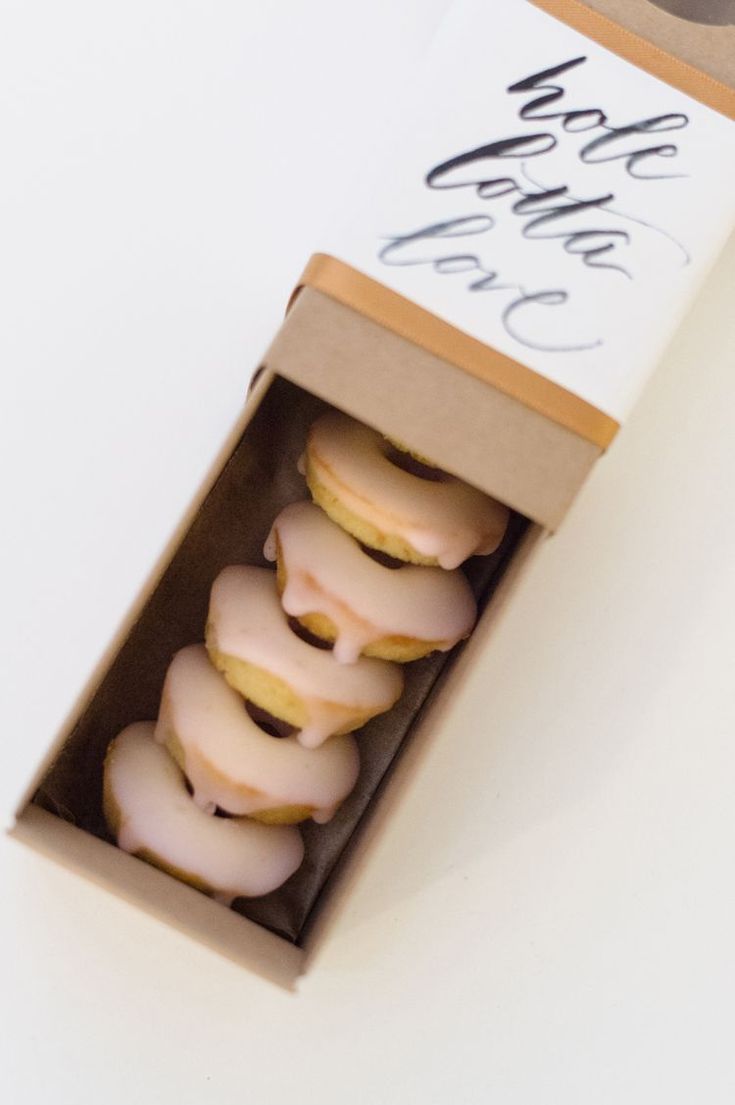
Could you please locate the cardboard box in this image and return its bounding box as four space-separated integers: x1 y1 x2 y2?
9 0 735 989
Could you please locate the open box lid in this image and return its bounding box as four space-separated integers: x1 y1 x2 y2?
268 0 735 530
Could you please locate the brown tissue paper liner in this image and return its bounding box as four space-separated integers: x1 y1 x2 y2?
35 378 527 944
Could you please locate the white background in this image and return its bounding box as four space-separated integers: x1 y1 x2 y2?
2 2 735 1102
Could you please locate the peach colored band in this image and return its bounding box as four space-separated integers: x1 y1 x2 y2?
530 0 735 119
291 254 620 451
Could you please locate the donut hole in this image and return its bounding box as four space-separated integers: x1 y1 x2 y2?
245 700 297 739
358 542 406 570
384 444 448 483
182 776 231 817
286 614 334 651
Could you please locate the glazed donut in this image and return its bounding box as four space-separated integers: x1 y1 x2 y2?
156 644 360 824
265 500 477 664
205 565 403 749
103 723 304 904
303 410 509 569
99 402 512 909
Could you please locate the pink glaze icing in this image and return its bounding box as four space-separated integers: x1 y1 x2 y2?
306 411 510 569
265 501 477 664
155 645 360 823
207 566 403 748
105 723 304 904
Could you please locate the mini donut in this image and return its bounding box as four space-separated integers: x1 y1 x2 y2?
303 411 509 570
103 722 304 905
264 500 477 664
205 565 403 749
156 645 360 824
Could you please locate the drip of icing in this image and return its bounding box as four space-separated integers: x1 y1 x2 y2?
117 824 140 856
296 452 306 476
402 526 485 571
281 572 375 666
270 501 477 663
103 723 304 900
156 644 361 816
332 633 371 666
207 566 403 746
192 789 217 817
295 707 354 750
263 526 277 562
306 411 509 567
312 805 337 825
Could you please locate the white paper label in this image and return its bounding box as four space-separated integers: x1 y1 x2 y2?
328 0 735 422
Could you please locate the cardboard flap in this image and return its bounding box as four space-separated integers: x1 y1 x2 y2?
266 288 600 530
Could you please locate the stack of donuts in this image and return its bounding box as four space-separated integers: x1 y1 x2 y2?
103 410 509 907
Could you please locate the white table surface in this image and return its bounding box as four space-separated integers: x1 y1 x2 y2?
2 3 735 1102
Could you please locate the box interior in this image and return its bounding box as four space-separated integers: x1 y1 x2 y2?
586 0 735 85
23 375 529 951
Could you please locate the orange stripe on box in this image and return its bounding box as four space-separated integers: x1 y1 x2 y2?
290 254 620 451
530 0 735 119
